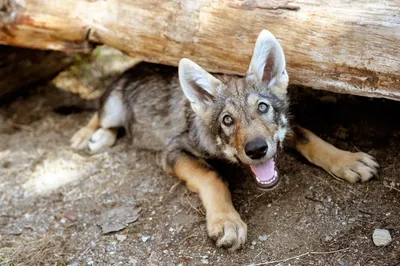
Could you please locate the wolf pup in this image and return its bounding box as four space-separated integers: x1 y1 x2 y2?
71 30 378 251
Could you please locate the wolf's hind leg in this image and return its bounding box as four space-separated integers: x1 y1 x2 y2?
164 149 247 251
87 91 126 153
290 126 379 183
88 128 118 153
71 112 100 150
71 91 125 152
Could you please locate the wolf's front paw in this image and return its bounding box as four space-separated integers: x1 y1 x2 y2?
207 210 247 251
71 127 95 150
329 151 379 183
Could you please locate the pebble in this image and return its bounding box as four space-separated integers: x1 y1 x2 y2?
348 218 356 224
251 240 257 245
141 235 150 243
63 211 77 222
201 258 209 264
327 195 332 202
372 229 392 246
128 258 138 266
324 236 333 242
258 235 268 241
116 234 127 242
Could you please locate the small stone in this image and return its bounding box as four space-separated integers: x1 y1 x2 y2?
338 259 345 266
201 258 209 264
116 234 127 242
348 218 356 224
141 235 150 243
324 236 333 241
63 211 77 222
128 257 138 265
372 229 392 246
163 250 169 255
258 235 268 241
251 240 257 245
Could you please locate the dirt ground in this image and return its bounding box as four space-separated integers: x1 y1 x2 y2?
0 81 399 266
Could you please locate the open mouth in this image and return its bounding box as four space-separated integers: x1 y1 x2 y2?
248 151 279 189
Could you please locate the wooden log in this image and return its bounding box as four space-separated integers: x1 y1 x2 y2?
0 45 75 98
0 0 399 100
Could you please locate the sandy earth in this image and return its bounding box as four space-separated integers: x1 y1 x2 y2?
0 82 399 266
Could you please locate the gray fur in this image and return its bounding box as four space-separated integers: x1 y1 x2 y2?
96 61 290 172
96 29 291 173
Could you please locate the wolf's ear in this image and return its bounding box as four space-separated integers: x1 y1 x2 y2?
179 58 223 115
247 30 288 95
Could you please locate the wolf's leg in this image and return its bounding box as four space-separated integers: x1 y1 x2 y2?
71 112 100 150
71 91 125 152
165 150 247 251
290 126 379 183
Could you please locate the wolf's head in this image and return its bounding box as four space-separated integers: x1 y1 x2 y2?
179 30 290 189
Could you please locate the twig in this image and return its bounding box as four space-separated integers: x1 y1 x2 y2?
249 247 349 265
10 122 33 131
383 184 400 192
0 259 12 265
253 250 263 261
169 181 182 194
305 196 324 203
185 194 204 216
359 246 384 266
179 234 198 244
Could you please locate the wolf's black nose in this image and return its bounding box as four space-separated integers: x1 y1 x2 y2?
245 138 268 160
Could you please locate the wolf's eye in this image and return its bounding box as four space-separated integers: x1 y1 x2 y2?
258 103 269 113
222 115 234 126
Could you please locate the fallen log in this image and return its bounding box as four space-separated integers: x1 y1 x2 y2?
0 0 399 100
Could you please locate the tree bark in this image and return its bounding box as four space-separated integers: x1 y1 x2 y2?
0 0 399 100
0 45 75 98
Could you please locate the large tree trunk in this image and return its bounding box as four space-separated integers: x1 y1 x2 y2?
0 0 399 100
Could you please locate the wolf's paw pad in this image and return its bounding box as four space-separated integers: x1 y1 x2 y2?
88 128 117 153
207 212 247 251
330 152 379 183
71 127 95 150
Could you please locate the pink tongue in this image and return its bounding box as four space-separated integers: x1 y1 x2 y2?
250 159 276 183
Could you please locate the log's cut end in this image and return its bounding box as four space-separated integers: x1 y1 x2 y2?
0 0 399 100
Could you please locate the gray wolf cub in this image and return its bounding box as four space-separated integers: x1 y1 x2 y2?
71 30 378 251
